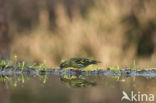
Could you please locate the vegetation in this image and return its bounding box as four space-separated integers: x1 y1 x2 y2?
4 0 155 68
0 57 156 88
109 66 120 71
0 57 50 71
0 56 147 72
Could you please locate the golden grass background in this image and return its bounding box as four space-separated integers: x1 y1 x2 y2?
7 0 156 68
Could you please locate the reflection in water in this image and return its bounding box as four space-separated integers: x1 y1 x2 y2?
0 74 30 87
0 72 156 103
60 75 96 88
0 73 96 88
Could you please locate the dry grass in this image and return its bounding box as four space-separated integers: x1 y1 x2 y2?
10 0 156 68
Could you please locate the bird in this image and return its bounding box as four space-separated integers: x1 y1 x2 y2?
59 57 100 69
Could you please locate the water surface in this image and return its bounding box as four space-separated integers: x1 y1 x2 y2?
0 73 156 103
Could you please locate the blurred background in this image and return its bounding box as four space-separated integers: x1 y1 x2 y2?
0 0 156 67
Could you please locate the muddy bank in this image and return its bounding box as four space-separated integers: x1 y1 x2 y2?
1 66 156 77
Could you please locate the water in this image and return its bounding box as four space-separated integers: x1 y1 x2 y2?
0 73 156 103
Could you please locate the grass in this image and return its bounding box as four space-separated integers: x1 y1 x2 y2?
0 57 51 71
9 0 156 68
109 66 120 71
0 60 12 68
0 57 141 72
130 60 139 70
108 60 140 72
0 57 155 88
0 55 50 86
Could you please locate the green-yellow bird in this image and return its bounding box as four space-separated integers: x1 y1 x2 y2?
60 57 100 69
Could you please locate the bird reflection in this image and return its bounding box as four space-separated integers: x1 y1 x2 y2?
60 75 96 88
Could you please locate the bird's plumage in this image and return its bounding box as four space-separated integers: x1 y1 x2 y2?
60 57 100 69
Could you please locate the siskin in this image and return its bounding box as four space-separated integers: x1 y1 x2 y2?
60 57 100 69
